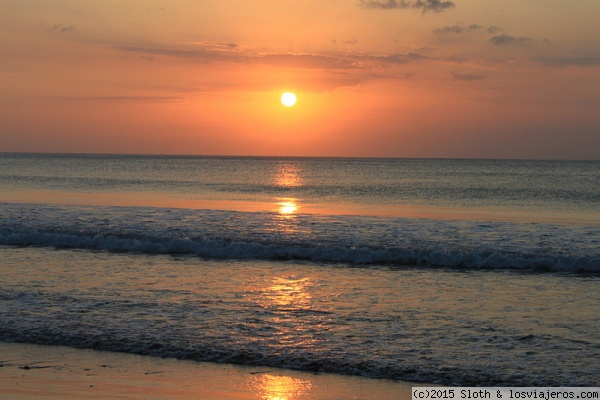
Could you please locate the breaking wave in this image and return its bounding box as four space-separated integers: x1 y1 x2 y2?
1 203 598 273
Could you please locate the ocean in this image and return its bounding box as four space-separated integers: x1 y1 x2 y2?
1 153 599 386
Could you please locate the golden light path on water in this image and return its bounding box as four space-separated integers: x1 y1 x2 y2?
273 162 303 189
272 162 302 220
252 373 312 400
245 255 318 399
276 199 299 216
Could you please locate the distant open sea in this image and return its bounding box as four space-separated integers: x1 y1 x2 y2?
1 153 599 386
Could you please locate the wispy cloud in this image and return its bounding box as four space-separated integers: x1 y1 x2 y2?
433 24 482 35
360 0 409 9
64 95 185 102
212 77 365 93
50 24 75 33
359 0 455 13
442 56 468 64
190 41 240 50
260 53 359 69
116 46 242 63
535 56 600 67
117 45 361 69
433 24 507 39
363 52 429 65
332 37 359 46
116 45 428 71
490 34 531 46
450 71 486 81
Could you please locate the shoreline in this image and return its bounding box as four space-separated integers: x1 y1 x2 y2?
0 341 418 399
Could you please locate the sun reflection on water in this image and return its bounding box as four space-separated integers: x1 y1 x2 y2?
253 373 313 400
270 162 303 232
276 198 299 216
266 276 312 308
273 163 304 189
252 276 318 346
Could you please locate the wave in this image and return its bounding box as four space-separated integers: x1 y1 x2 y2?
1 229 598 273
1 203 599 273
0 325 590 386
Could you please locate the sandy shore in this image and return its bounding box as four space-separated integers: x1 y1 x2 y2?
0 342 417 399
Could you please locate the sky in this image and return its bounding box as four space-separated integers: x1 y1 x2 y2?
1 0 599 159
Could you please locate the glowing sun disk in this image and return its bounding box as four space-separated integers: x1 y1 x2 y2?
281 92 297 107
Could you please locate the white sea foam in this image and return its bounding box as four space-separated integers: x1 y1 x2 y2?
1 203 599 272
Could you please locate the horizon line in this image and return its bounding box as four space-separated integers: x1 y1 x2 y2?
0 151 598 163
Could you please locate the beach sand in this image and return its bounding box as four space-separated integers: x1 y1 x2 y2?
0 342 416 399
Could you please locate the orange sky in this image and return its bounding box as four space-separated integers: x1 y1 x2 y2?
1 0 599 159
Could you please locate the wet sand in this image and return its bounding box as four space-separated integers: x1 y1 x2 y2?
0 342 416 399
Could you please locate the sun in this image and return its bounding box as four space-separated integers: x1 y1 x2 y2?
281 92 297 107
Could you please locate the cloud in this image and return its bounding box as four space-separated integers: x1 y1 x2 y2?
490 34 531 46
191 41 240 50
450 71 486 81
50 24 75 33
116 46 359 70
433 24 482 35
157 75 365 94
360 0 410 9
237 77 365 92
442 56 468 64
116 46 241 63
359 0 455 12
332 37 359 46
415 0 455 12
260 53 358 69
535 56 600 67
116 44 428 71
365 52 429 64
65 95 185 102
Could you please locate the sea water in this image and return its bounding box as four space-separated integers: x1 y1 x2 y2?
1 153 599 385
